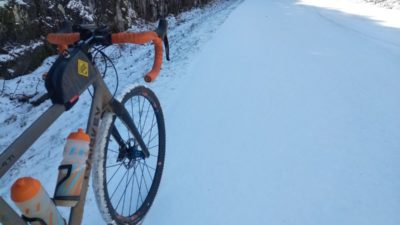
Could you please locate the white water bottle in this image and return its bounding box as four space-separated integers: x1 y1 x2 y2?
54 128 90 207
11 177 65 225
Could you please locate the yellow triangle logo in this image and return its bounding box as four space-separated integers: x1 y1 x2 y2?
78 59 89 77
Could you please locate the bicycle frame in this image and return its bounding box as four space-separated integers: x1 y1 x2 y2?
0 47 149 225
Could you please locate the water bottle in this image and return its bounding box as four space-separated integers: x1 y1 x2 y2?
54 128 90 207
11 177 65 225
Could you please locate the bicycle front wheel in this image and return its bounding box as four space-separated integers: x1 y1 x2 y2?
93 85 165 225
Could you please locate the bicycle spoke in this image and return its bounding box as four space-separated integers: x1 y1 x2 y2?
106 163 123 169
116 167 135 215
130 98 135 117
141 116 156 140
138 161 149 194
139 161 156 171
148 145 159 150
129 162 136 216
139 162 150 212
107 162 124 184
143 161 155 180
147 133 159 148
134 169 144 210
138 160 156 184
140 96 145 118
121 168 130 215
108 148 119 154
129 98 135 140
109 168 129 200
138 96 143 133
141 102 151 135
130 160 139 214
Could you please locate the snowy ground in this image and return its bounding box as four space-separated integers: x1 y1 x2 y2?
300 0 400 28
363 0 400 9
146 1 400 224
1 0 400 224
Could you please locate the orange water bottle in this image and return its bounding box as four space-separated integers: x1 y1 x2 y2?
11 177 65 225
54 128 90 207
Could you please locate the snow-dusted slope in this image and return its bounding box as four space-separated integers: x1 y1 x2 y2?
1 0 400 224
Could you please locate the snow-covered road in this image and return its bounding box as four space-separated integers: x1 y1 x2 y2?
146 0 400 225
1 0 400 224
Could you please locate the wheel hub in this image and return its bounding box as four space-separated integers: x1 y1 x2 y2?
117 138 145 169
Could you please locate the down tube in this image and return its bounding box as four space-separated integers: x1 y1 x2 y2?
68 80 111 225
0 104 65 179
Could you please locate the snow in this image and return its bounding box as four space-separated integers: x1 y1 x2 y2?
0 0 26 7
10 42 43 54
146 0 400 224
0 54 13 62
364 0 400 9
67 0 94 22
1 0 400 224
0 41 44 63
15 0 26 5
299 0 400 28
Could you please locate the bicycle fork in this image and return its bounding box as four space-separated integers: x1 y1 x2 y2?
110 99 150 159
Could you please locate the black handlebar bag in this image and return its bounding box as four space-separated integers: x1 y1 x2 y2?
45 48 97 110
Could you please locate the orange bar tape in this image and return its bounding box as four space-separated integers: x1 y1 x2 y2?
47 33 80 45
112 32 163 82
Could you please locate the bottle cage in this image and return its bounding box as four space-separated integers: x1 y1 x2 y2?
45 48 96 110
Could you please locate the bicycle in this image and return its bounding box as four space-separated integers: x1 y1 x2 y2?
0 19 170 225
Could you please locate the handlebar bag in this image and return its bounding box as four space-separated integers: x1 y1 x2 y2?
45 48 96 109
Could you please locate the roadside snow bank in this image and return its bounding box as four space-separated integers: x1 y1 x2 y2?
299 0 400 28
364 0 400 9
